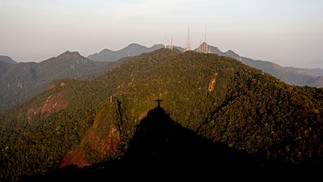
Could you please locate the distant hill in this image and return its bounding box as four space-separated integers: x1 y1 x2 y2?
195 43 323 88
1 49 322 181
285 67 323 77
0 51 114 112
308 76 323 88
88 43 165 62
0 55 16 64
239 57 322 87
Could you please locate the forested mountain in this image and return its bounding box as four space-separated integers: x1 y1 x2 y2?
87 43 164 62
0 51 113 113
1 49 322 181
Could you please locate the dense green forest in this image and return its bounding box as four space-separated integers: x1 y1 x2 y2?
0 48 322 181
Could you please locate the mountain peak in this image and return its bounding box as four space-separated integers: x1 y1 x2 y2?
57 51 82 59
60 51 80 56
200 42 208 46
223 50 241 61
195 42 211 53
195 42 209 49
123 43 147 50
127 43 145 47
88 43 165 62
99 49 113 54
42 51 85 64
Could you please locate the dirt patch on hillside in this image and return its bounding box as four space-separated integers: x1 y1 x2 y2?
27 91 68 119
208 72 219 92
46 82 65 91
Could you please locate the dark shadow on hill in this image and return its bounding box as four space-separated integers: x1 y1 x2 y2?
20 107 322 181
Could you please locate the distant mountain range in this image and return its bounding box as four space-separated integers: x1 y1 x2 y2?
195 43 323 88
88 43 165 62
0 51 113 112
1 42 322 113
239 57 323 88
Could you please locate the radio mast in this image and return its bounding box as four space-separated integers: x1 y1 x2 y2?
185 26 191 52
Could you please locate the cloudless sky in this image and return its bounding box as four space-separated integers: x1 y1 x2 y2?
0 0 322 68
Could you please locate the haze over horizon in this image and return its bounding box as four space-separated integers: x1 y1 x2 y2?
1 0 322 68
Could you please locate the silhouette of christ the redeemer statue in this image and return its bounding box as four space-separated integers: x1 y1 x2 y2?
155 98 163 108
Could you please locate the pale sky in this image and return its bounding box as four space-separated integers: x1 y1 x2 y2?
0 0 322 68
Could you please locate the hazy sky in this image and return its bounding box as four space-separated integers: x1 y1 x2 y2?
1 0 322 68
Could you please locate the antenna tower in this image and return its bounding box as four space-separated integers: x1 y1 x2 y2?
166 36 174 50
185 26 191 52
200 28 210 53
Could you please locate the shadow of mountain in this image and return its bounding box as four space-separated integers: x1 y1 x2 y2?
20 107 322 181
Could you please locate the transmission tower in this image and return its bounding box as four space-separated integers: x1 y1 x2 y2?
200 29 210 53
166 36 174 50
185 26 191 52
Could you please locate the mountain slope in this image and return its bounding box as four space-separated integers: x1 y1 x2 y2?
88 43 164 62
308 76 323 88
0 49 322 181
0 51 113 113
0 55 16 64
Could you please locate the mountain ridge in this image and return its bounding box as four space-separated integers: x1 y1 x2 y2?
0 51 114 113
87 43 165 62
88 42 322 87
